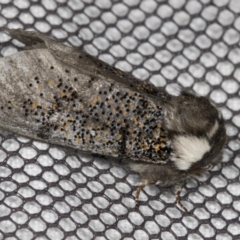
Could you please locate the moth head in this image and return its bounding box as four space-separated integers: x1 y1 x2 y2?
165 91 226 173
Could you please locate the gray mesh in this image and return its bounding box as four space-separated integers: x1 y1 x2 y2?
0 0 240 239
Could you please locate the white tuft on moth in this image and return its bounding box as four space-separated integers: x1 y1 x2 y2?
0 28 226 212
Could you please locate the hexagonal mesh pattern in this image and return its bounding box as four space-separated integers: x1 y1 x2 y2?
0 0 240 239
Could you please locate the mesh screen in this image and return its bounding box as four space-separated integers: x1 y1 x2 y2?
0 0 240 239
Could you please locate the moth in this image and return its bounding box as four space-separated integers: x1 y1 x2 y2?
0 28 226 211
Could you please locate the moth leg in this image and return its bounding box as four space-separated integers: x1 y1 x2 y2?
134 180 149 209
135 181 147 201
173 183 188 212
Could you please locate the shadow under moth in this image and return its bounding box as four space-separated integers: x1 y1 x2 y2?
0 28 226 211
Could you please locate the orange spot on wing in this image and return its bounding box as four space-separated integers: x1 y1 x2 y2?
52 103 57 109
47 80 57 87
116 134 122 141
31 102 39 109
75 136 81 144
79 103 84 109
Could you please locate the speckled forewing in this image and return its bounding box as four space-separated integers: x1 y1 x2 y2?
0 30 170 162
4 28 161 97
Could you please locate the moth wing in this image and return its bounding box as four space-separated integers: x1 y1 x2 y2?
0 48 122 157
0 28 169 162
4 28 161 98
